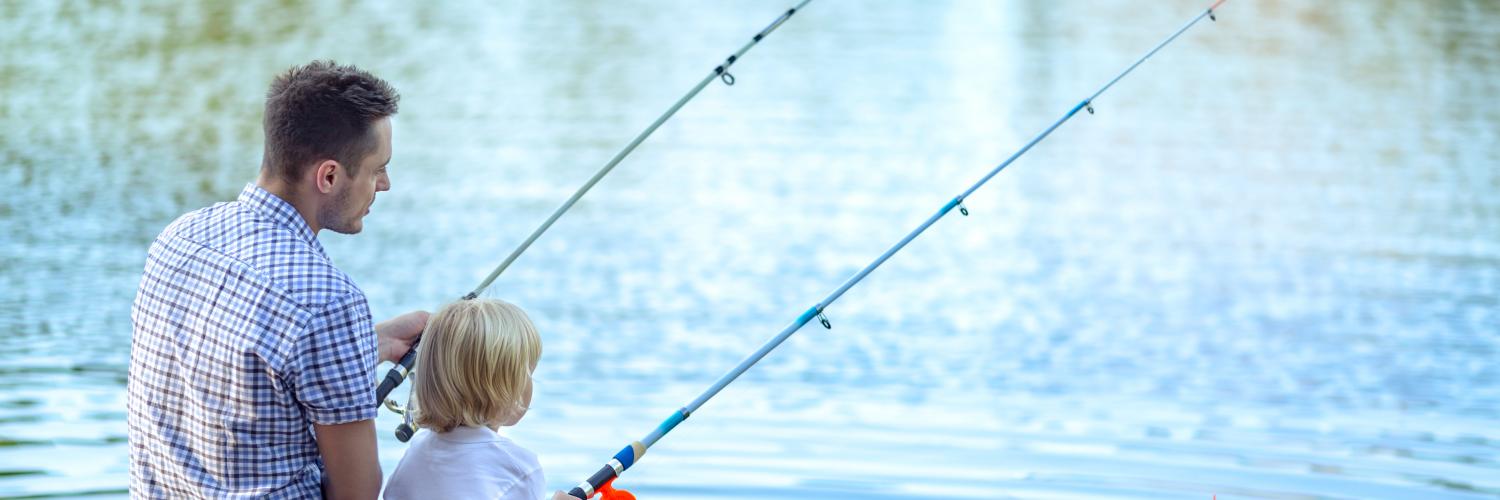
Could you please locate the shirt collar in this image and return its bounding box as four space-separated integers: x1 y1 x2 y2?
237 183 326 256
436 425 503 444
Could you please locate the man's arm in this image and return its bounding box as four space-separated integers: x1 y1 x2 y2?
315 419 382 500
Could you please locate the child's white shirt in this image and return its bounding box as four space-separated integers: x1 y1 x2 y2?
383 425 546 500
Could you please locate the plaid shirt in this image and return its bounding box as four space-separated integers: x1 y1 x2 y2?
129 184 378 498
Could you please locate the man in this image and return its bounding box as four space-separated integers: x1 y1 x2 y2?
129 60 426 499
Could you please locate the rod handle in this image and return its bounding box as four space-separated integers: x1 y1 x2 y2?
374 343 419 406
568 464 618 499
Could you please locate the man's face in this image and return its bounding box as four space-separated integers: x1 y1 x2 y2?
321 118 392 235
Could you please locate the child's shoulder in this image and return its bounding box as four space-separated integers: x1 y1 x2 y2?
431 427 539 467
487 433 542 470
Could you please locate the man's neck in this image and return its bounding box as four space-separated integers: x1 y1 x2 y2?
256 174 322 235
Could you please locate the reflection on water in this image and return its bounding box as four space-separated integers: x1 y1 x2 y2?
2 0 1498 498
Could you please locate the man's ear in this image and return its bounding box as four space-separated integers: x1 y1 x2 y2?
313 160 341 194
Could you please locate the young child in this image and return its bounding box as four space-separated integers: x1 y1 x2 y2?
383 298 570 500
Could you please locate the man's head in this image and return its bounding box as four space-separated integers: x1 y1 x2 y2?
260 60 399 234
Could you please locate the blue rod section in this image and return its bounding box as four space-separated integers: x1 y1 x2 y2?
642 409 689 447
613 445 637 469
574 2 1225 496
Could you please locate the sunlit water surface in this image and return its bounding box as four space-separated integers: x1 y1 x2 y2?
1 0 1497 498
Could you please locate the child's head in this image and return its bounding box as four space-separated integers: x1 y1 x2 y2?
413 298 542 432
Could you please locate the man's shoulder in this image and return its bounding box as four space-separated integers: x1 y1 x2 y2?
154 200 362 309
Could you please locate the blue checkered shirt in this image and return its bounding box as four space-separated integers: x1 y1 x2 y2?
129 184 378 498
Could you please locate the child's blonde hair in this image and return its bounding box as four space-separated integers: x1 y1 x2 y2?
412 298 541 432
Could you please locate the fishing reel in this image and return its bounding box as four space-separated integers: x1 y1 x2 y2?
382 397 417 442
377 362 418 443
376 342 421 441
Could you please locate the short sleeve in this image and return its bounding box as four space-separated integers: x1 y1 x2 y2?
290 291 378 424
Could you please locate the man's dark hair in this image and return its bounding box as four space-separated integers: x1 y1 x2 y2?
262 60 400 183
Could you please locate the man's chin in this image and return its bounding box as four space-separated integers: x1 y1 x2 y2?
326 220 364 235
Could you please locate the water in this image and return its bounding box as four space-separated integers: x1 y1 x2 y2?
2 0 1497 498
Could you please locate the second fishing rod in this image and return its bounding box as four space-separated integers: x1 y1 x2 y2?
565 1 1230 498
373 0 816 439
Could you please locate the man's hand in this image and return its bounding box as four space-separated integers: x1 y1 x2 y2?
553 491 585 500
375 310 430 364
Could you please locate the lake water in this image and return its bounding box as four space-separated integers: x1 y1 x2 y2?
1 0 1497 498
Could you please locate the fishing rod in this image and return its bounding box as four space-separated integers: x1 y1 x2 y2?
373 0 816 440
565 1 1229 498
